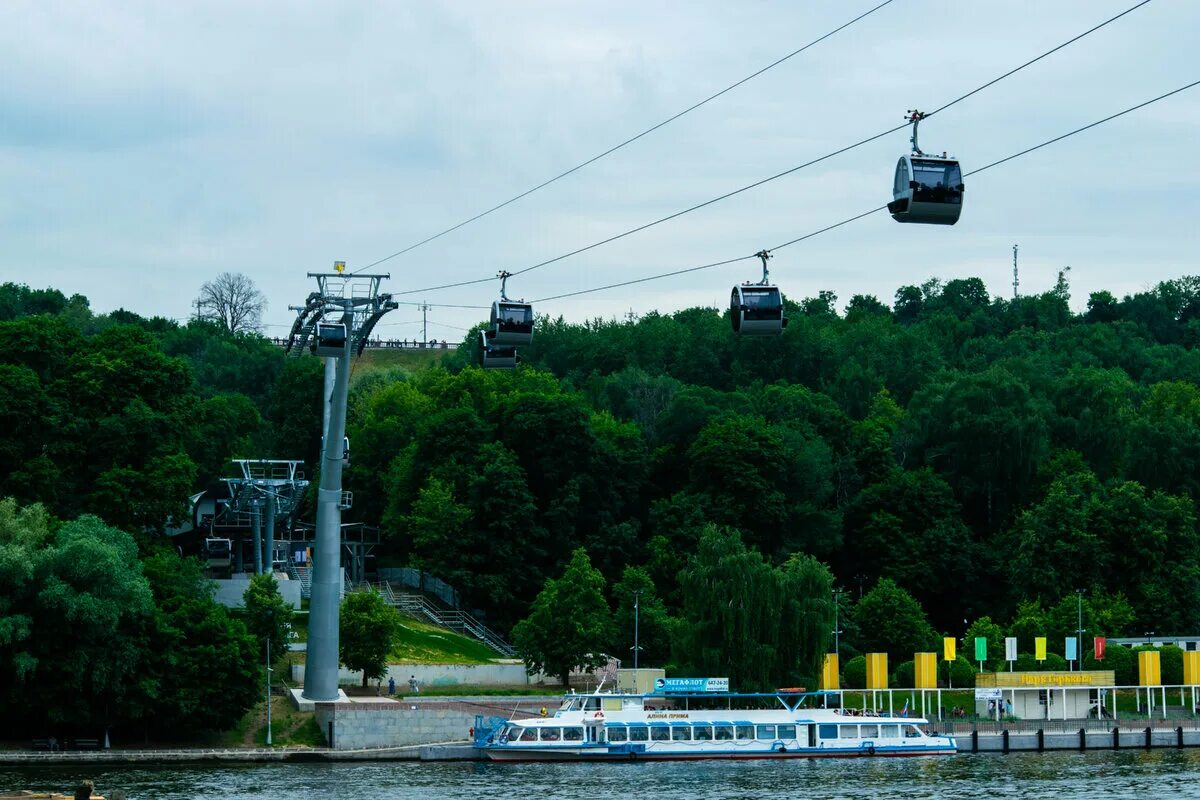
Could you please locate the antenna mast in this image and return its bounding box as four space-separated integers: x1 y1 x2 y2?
1012 244 1019 299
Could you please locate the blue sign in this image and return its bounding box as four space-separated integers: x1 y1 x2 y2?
1065 637 1078 661
653 677 730 693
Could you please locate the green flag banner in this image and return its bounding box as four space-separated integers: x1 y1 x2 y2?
974 637 987 662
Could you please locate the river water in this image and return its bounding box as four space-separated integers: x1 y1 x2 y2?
5 750 1200 799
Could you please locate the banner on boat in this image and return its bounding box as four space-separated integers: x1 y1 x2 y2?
653 677 729 693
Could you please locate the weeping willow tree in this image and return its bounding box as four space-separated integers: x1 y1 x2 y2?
675 525 834 691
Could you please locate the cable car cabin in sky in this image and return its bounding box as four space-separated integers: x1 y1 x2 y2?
888 109 963 225
312 321 348 357
479 330 517 369
888 155 963 225
731 284 787 336
488 300 534 346
731 250 788 336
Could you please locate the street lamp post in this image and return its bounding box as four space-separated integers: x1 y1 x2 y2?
832 588 845 659
266 629 273 746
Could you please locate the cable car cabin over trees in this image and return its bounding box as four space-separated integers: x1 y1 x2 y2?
731 250 788 336
887 110 964 226
479 330 517 369
488 300 534 346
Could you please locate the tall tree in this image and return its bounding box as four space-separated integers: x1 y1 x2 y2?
340 589 403 688
193 272 266 334
512 548 613 686
242 573 296 666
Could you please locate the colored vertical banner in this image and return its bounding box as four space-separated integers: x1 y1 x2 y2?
1005 637 1017 662
914 652 937 689
1035 637 1047 661
1065 637 1078 662
866 652 889 690
943 637 956 662
1138 649 1162 686
1183 651 1200 686
1094 637 1106 661
822 653 840 690
974 637 987 662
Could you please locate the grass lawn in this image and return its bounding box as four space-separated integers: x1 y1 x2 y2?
391 616 501 664
219 695 325 748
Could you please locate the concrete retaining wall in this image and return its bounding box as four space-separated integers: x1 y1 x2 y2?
315 698 555 750
291 662 533 688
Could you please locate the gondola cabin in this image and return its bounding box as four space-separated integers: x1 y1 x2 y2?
888 155 963 225
313 321 349 356
480 331 517 369
731 285 787 336
489 301 534 346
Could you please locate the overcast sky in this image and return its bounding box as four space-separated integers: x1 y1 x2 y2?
2 0 1198 339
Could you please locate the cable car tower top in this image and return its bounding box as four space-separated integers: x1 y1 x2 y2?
285 271 398 358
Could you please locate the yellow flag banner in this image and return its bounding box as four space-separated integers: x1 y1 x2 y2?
822 653 840 691
943 637 956 662
1035 637 1047 661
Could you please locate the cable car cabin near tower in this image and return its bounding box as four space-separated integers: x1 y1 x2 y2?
479 271 531 368
888 110 964 225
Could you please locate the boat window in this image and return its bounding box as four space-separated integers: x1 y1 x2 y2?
839 725 859 739
608 726 627 743
650 726 670 742
540 728 561 742
692 725 712 741
776 725 796 740
563 727 583 742
880 725 899 738
904 725 923 738
714 725 734 741
735 725 755 741
629 726 650 742
519 728 537 742
756 725 776 741
671 727 691 742
819 724 837 740
506 726 522 740
860 724 878 738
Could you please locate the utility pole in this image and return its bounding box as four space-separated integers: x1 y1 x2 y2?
832 588 845 659
288 268 396 702
266 626 273 746
1076 589 1085 672
422 302 429 345
633 590 641 673
1012 244 1020 299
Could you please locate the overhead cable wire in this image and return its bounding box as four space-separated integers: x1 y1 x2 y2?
394 0 1153 298
532 77 1200 304
352 0 900 274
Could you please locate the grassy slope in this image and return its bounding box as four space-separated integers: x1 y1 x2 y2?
391 616 502 664
353 347 449 377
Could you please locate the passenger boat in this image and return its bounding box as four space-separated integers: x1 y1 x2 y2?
475 689 956 761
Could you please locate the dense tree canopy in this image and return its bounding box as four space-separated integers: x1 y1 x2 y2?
7 269 1200 699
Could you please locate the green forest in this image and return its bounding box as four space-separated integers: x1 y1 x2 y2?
3 271 1200 730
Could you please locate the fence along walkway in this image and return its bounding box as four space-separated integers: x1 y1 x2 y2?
358 581 516 658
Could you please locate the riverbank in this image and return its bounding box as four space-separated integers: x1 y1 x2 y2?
8 719 1200 765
